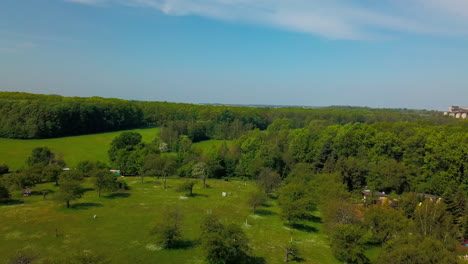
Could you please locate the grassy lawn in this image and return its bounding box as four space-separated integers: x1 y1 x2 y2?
192 140 233 152
0 178 339 264
0 128 159 170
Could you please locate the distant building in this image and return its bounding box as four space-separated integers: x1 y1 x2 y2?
417 193 442 203
361 189 388 205
110 169 121 176
444 106 468 119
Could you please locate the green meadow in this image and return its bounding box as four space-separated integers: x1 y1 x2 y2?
0 128 159 170
192 140 234 152
0 178 339 264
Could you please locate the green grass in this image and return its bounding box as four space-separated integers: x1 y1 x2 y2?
0 128 159 170
0 178 340 264
192 140 233 152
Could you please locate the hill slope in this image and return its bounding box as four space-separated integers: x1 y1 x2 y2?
0 128 158 170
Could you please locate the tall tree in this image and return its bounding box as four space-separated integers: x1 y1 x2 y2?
108 132 143 175
257 167 281 194
42 164 63 185
27 147 54 167
192 162 209 189
247 189 267 214
92 169 118 197
55 171 83 208
0 182 10 200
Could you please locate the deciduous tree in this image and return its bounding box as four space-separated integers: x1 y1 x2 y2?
55 171 83 208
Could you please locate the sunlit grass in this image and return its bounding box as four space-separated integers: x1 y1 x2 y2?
0 128 159 170
0 178 339 264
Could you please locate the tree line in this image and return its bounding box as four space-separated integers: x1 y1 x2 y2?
0 92 459 139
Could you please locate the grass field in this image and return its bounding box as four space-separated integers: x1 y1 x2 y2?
192 140 233 152
0 128 159 171
0 178 340 264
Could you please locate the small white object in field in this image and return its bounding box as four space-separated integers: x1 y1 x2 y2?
93 215 97 219
222 192 227 197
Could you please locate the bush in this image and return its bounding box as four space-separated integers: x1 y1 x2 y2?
176 181 196 196
200 215 250 264
151 207 183 249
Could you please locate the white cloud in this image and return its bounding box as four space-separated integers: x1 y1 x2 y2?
65 0 468 39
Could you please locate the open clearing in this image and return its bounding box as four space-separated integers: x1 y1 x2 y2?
0 128 159 170
0 178 339 264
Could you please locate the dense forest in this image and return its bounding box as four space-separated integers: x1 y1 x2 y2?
0 91 458 139
1 92 467 263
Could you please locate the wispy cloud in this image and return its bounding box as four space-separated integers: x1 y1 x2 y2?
0 41 37 54
66 0 468 39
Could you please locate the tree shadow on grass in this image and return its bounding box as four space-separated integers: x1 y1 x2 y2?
292 256 306 262
255 209 276 216
174 239 197 250
289 223 318 233
190 193 209 198
304 214 322 223
244 255 266 264
105 192 131 199
31 189 55 195
70 202 103 209
267 193 278 200
81 187 94 194
0 199 24 206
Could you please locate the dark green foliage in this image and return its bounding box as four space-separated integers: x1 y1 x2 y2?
256 167 281 194
442 186 468 240
108 132 144 175
42 164 63 185
146 155 177 189
55 171 83 208
0 92 144 139
363 205 410 243
1 172 35 190
267 118 292 131
176 180 196 196
151 207 183 249
398 192 421 219
200 215 250 264
321 199 358 231
278 181 315 224
329 224 370 264
376 234 458 264
414 199 456 244
23 164 45 185
26 147 54 167
77 160 109 177
92 169 119 197
247 189 267 213
109 132 142 152
0 182 10 200
367 159 407 194
0 164 9 175
335 156 369 192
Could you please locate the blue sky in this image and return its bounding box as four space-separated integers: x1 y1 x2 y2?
1 0 467 110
